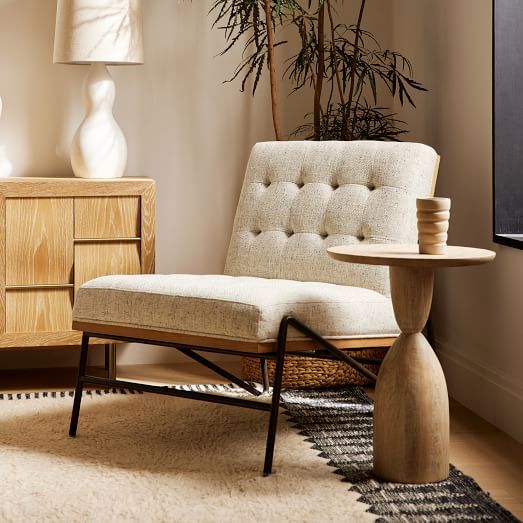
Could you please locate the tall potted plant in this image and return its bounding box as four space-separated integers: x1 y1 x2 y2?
211 0 425 140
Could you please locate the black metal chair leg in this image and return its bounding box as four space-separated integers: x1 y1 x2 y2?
263 318 288 476
69 333 90 437
104 344 110 373
260 358 269 393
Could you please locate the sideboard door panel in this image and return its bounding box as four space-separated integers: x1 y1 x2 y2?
5 198 74 285
5 288 73 333
74 241 141 292
74 196 140 239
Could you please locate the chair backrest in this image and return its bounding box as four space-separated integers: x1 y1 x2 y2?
224 141 439 296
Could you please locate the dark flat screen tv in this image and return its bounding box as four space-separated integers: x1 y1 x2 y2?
493 0 523 249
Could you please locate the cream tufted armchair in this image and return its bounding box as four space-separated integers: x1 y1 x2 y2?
69 141 439 475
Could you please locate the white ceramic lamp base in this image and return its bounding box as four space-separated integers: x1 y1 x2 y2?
0 96 13 178
71 63 127 179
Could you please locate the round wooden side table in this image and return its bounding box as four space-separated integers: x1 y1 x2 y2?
327 244 496 484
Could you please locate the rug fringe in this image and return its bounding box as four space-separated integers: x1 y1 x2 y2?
0 389 144 400
0 383 268 401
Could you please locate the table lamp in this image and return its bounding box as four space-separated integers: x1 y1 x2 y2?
53 0 144 178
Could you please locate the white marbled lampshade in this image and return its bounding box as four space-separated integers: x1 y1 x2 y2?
53 0 144 65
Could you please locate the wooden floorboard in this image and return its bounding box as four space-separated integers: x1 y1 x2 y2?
0 363 521 519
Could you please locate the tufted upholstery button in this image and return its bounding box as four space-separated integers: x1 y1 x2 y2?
252 230 262 236
297 182 304 189
368 183 375 191
357 235 365 241
264 182 271 188
286 231 294 237
320 233 328 239
332 184 339 190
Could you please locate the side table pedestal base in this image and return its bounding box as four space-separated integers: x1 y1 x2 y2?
373 266 449 484
373 332 449 483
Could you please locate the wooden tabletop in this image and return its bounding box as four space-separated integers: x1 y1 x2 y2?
327 244 496 268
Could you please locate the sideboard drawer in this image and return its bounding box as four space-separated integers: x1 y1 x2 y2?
74 241 142 291
5 198 74 285
74 196 140 239
5 288 73 333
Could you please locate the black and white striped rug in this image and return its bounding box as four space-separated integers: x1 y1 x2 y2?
282 387 519 522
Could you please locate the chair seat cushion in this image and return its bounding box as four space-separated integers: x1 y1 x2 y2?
73 274 399 343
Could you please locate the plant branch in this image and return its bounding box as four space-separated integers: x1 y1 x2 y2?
264 0 282 140
343 0 366 140
327 0 345 109
293 13 318 90
313 1 325 140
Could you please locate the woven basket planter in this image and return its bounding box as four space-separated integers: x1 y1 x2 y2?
241 347 388 389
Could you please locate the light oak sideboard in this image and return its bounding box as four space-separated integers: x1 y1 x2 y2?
0 177 155 356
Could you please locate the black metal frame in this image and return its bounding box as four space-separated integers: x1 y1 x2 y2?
69 315 378 476
492 0 523 251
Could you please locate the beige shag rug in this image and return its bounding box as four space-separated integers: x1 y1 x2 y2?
0 389 375 522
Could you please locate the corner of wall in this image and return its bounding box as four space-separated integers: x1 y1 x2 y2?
436 336 523 443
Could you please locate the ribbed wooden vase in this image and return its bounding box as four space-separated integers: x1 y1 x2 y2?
416 197 451 255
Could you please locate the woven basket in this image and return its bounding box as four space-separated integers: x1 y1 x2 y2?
241 347 388 389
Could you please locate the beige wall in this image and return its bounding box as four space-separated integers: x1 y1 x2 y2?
393 0 523 442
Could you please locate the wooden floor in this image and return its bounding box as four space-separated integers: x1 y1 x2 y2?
0 362 522 519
